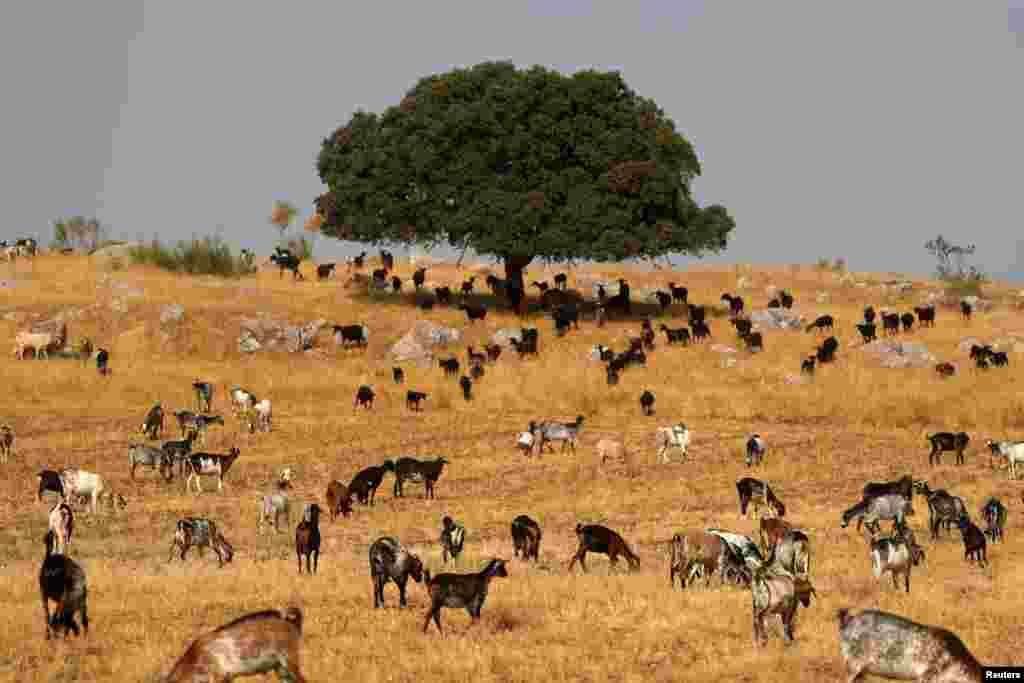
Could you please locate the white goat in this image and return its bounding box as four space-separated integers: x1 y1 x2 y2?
257 492 291 534
229 386 257 415
253 399 272 432
13 331 63 360
655 424 690 463
60 468 109 514
48 502 74 554
987 439 1024 479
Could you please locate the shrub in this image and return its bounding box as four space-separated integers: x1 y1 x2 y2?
129 237 249 277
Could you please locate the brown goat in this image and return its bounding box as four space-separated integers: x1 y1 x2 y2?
568 524 639 573
759 517 793 556
163 607 305 682
295 504 321 575
324 480 352 522
670 531 749 589
510 515 542 561
168 518 234 567
39 531 88 640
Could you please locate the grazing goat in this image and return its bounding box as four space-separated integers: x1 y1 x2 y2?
659 324 690 345
769 529 812 578
901 312 915 332
37 469 64 501
841 494 914 537
324 480 352 521
459 376 472 401
655 424 690 463
435 286 453 305
14 329 66 360
317 262 336 280
248 399 272 433
927 431 970 466
511 515 542 561
295 504 321 575
596 438 629 465
391 275 402 293
935 362 956 378
986 439 1024 479
470 363 484 380
914 305 936 327
392 366 404 384
759 518 792 557
745 434 766 467
816 336 839 363
516 430 535 455
914 481 967 539
48 502 74 556
412 267 427 290
670 531 750 589
162 431 197 478
740 330 764 352
960 300 972 320
721 293 745 316
751 570 816 644
800 356 816 375
639 390 655 416
690 321 711 342
0 423 13 463
439 357 460 376
460 277 476 295
806 315 834 333
258 490 291 534
957 516 987 567
484 343 502 362
60 468 110 514
836 608 983 683
354 385 375 409
736 478 786 518
370 536 424 608
229 386 258 416
870 525 923 593
440 515 466 564
392 456 448 499
568 524 639 573
458 303 487 323
192 381 214 413
406 390 428 411
334 324 370 348
128 443 174 481
668 282 688 303
531 416 584 455
40 531 88 640
779 290 794 308
349 462 394 506
164 607 305 683
863 305 876 324
707 529 767 573
466 346 487 366
862 475 914 501
141 402 165 440
856 322 877 343
423 558 508 634
270 248 303 280
882 312 900 336
655 290 672 312
980 497 1007 542
184 447 241 494
168 518 234 567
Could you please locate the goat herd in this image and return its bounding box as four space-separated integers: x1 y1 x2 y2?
9 250 1023 682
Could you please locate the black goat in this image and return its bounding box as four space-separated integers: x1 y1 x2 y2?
660 325 690 345
412 267 427 290
484 344 502 362
688 304 706 323
913 305 936 327
731 318 753 337
422 559 508 634
458 303 487 323
668 282 688 304
391 275 402 293
295 504 321 575
461 277 476 295
801 356 816 375
817 336 839 363
900 312 915 332
316 263 336 280
270 249 303 280
780 291 794 308
392 367 404 384
470 364 484 380
927 431 969 466
511 515 542 561
721 293 744 316
37 469 65 502
380 249 394 270
740 331 764 352
439 358 460 376
881 313 900 336
856 323 877 343
459 376 473 401
691 321 711 342
348 462 395 506
806 315 834 333
333 324 369 348
40 531 88 639
863 306 876 324
435 287 453 305
406 391 428 411
467 346 487 366
392 456 449 499
640 390 656 416
655 291 672 312
960 301 972 321
957 516 987 567
354 385 375 410
554 273 568 290
370 536 423 608
935 362 956 378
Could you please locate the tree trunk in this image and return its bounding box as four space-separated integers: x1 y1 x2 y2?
503 255 532 292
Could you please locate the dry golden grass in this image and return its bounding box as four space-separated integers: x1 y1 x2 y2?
1 254 1023 681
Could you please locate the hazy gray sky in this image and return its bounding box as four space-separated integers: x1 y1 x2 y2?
3 2 1022 278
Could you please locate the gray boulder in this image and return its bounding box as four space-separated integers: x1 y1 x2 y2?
749 308 806 331
861 339 937 369
492 328 524 347
389 320 461 362
238 316 327 353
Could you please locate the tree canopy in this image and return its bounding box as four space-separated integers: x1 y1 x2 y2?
314 61 735 285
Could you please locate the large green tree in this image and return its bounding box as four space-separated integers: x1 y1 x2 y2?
314 61 735 290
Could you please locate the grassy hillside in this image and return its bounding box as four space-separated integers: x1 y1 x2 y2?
0 254 1022 681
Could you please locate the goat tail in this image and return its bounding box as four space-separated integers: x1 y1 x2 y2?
836 608 853 629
